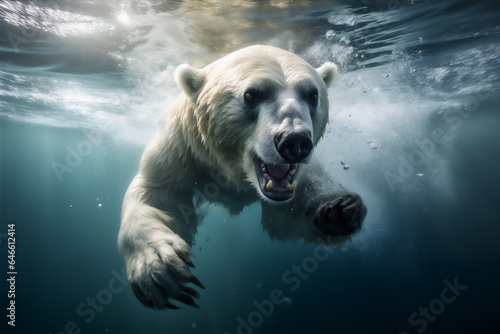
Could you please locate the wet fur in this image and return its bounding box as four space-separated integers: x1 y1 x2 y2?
118 45 366 309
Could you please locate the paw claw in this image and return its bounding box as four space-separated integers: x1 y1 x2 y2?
165 301 180 310
176 293 200 308
180 253 196 268
131 282 152 308
190 275 205 289
328 197 343 208
182 286 201 299
340 196 354 207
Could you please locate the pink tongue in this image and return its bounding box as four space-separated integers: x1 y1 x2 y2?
267 164 290 179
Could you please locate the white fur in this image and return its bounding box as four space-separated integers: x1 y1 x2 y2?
118 45 366 309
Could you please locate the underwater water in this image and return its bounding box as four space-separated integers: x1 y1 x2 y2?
1 0 500 333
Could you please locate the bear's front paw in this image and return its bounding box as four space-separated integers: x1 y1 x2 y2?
124 235 204 310
312 192 367 236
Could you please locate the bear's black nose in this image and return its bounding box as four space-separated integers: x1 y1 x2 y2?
274 131 313 163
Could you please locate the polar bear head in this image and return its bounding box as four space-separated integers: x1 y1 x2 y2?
175 45 337 202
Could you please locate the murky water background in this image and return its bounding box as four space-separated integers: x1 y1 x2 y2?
1 1 499 333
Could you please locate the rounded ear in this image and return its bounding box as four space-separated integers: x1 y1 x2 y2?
175 64 205 101
316 62 338 88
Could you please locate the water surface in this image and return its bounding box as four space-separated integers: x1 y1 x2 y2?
1 1 499 333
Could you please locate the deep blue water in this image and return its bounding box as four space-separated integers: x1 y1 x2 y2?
1 1 500 334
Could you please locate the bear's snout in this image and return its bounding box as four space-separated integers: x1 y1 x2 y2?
274 131 313 163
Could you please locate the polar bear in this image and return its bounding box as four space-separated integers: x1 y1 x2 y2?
118 45 366 309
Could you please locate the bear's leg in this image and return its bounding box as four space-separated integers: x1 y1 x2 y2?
118 176 203 309
260 159 366 243
306 191 367 237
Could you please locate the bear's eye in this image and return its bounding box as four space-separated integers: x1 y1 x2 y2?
244 89 259 105
309 90 318 105
245 92 255 103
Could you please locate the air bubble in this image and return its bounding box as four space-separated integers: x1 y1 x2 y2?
340 36 350 44
368 140 382 150
328 12 356 26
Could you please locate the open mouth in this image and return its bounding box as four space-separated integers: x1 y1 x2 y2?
254 155 298 201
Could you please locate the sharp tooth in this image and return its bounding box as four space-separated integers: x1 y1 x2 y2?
287 181 297 192
265 180 274 192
